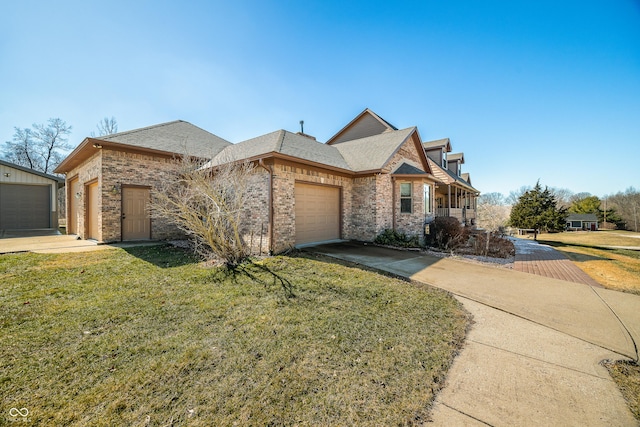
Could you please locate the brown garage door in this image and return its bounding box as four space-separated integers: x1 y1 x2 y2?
0 183 50 229
295 183 340 245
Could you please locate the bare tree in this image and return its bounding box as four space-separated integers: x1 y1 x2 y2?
477 192 511 232
506 185 531 206
91 117 118 137
154 156 258 268
549 187 574 210
2 118 72 173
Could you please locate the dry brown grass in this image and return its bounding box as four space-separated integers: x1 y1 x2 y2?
541 230 640 247
537 231 640 295
604 361 640 421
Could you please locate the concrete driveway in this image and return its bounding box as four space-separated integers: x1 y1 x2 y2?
309 241 640 426
0 230 160 254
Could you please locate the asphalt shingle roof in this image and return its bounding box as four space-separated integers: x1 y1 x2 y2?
98 120 231 158
566 213 598 221
207 127 420 174
427 158 478 193
333 127 416 171
208 130 350 170
448 153 464 163
393 162 427 175
423 138 451 151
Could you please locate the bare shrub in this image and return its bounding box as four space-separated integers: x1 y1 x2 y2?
154 156 257 268
464 232 515 258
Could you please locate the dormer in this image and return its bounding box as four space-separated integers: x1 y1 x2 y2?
422 138 452 168
447 153 465 177
461 172 471 185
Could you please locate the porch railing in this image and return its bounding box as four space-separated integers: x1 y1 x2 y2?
435 208 476 223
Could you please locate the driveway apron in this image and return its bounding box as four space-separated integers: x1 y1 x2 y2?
310 241 639 426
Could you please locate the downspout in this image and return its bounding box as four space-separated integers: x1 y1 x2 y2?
258 159 274 254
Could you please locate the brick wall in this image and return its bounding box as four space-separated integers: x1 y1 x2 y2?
241 167 271 255
348 175 378 240
101 150 185 242
65 151 102 240
270 161 353 253
65 149 187 243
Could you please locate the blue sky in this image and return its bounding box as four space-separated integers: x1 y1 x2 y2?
1 0 639 197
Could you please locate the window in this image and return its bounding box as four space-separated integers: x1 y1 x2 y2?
571 221 581 228
423 184 431 214
442 153 448 169
400 183 412 213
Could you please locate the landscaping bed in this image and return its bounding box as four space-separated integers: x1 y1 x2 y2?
0 245 468 426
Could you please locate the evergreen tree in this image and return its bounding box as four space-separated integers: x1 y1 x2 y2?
509 181 567 240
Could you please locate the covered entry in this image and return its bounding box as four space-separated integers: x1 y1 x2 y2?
294 182 340 245
122 186 151 241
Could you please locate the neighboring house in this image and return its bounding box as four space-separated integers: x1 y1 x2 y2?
0 159 64 231
566 213 599 231
55 109 479 253
54 121 231 242
423 138 480 225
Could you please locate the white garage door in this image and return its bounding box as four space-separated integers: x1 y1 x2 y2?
0 184 51 229
295 183 340 245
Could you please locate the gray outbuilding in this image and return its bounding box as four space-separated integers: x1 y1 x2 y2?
0 159 64 231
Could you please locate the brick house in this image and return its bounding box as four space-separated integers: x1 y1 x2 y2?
55 109 476 253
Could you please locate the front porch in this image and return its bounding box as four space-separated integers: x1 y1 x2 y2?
435 184 478 225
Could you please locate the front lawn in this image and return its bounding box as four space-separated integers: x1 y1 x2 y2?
0 246 468 426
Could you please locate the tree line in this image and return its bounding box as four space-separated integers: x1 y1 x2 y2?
478 183 640 234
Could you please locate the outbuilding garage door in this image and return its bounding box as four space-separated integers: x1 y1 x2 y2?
0 184 50 229
295 183 340 245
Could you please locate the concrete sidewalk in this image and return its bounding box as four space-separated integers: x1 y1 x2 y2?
0 232 162 254
310 242 639 426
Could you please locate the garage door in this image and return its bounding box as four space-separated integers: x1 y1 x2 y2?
295 183 340 245
0 184 50 229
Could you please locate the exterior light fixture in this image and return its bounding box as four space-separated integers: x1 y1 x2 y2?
75 192 82 199
3 173 9 177
111 185 119 195
93 143 103 149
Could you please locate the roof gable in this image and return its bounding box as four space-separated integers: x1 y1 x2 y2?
393 162 427 175
326 108 397 145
